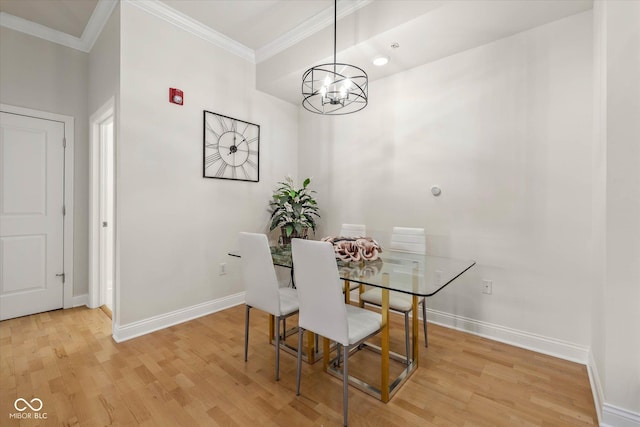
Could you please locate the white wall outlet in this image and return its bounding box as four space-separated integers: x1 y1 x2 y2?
482 279 492 295
219 262 227 275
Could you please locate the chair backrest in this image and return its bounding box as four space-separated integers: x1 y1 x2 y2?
239 232 281 315
390 227 426 254
291 239 349 345
340 223 366 238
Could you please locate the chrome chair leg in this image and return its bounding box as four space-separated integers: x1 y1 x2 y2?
296 328 304 395
244 305 250 362
283 318 286 340
275 316 281 381
343 344 349 427
422 300 428 347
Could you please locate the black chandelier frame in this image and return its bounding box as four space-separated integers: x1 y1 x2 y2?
301 0 369 115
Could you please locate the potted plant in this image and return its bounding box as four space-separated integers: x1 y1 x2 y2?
269 176 320 245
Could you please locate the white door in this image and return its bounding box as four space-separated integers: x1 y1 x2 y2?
0 112 65 320
100 116 114 311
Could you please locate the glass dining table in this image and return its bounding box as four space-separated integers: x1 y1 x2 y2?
229 244 476 402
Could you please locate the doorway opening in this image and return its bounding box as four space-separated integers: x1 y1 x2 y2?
90 98 115 325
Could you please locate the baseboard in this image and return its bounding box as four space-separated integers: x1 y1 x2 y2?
426 308 590 364
601 404 640 427
72 293 89 308
351 291 591 363
587 350 605 423
591 351 640 427
112 292 245 343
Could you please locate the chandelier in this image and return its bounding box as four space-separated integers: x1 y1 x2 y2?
301 0 368 115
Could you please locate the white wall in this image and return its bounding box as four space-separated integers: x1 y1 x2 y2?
89 3 120 115
0 27 89 297
602 0 640 419
299 11 594 349
590 0 608 418
116 2 298 326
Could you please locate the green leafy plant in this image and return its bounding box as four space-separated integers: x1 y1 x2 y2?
269 176 320 238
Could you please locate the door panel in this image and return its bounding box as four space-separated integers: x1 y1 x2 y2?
0 112 65 320
1 235 46 293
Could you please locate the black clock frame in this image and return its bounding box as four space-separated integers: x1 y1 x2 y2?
202 110 260 182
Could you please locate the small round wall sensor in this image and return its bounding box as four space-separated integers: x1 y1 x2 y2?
430 186 442 196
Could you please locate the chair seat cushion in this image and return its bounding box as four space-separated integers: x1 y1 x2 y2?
360 288 422 312
278 287 299 316
345 305 382 345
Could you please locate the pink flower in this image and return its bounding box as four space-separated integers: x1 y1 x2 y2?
356 237 382 261
334 240 361 262
322 235 383 262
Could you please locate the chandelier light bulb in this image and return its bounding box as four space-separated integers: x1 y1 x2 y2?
324 75 332 87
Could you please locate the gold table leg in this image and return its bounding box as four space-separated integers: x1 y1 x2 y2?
412 263 420 366
306 330 316 364
269 314 275 342
381 273 390 402
344 279 351 304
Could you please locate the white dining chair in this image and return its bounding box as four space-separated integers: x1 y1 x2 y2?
359 227 428 363
240 232 299 381
292 238 382 427
339 223 366 238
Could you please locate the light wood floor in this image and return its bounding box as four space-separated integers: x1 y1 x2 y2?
1 305 597 426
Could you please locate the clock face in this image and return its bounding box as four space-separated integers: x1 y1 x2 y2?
203 111 260 182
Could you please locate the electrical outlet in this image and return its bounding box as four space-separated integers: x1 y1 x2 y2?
219 262 227 275
482 279 492 295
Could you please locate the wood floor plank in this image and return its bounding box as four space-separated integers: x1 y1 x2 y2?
0 306 597 426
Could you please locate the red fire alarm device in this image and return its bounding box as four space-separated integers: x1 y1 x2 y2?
169 88 184 105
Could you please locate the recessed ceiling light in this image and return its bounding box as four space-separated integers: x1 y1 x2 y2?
373 56 389 66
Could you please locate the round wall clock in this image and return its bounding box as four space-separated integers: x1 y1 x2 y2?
203 110 260 182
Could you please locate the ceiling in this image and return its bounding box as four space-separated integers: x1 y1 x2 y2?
0 0 593 105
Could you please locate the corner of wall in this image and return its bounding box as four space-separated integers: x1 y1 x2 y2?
587 349 605 424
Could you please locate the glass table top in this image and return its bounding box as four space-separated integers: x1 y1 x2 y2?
229 245 475 297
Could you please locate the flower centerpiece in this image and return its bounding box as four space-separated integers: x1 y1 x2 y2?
269 176 320 245
321 236 383 262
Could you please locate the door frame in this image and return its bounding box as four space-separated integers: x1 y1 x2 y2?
89 97 115 311
0 103 75 310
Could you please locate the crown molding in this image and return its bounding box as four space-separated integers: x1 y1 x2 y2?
0 11 87 51
1 0 368 61
125 0 255 63
255 0 373 63
0 0 117 53
83 0 119 52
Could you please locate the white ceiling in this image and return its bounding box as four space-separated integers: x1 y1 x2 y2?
0 0 593 105
0 0 99 38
